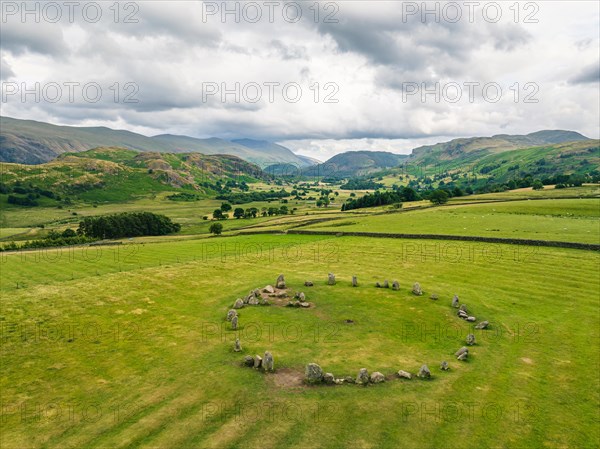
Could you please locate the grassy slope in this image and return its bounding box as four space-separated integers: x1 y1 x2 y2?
1 234 598 449
303 198 600 244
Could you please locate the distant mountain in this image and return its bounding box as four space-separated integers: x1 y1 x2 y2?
0 116 311 167
302 151 409 178
232 139 320 167
409 130 591 168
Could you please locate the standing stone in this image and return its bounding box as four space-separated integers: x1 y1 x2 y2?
457 352 468 361
455 346 469 357
352 276 358 287
452 295 459 308
397 370 412 379
305 363 324 384
243 355 254 367
430 294 439 300
276 274 286 289
263 351 274 371
356 368 370 385
375 282 382 288
417 365 431 378
466 334 476 345
263 285 275 294
475 320 489 329
440 361 449 371
412 282 423 296
231 315 238 330
383 280 389 289
295 292 306 301
392 281 400 291
234 338 242 352
459 304 468 313
248 296 259 305
242 295 250 304
323 373 335 384
370 372 385 383
233 299 244 309
304 281 314 287
254 355 262 369
328 273 336 285
226 309 237 321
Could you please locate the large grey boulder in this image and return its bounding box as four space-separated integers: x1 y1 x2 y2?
440 361 449 371
263 351 274 371
231 315 238 330
323 373 335 384
466 316 476 322
475 320 489 329
455 346 469 357
417 365 431 378
457 352 468 361
356 368 370 385
233 299 244 309
352 276 358 287
305 363 324 384
276 274 286 289
452 295 459 308
328 273 336 285
370 372 385 383
248 295 260 305
226 309 237 321
254 355 263 369
263 285 275 294
243 355 254 367
397 370 412 379
466 334 476 345
392 280 400 291
412 282 423 296
295 292 306 302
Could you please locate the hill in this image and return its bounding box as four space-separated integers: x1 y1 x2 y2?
0 147 266 204
0 116 310 167
301 150 409 179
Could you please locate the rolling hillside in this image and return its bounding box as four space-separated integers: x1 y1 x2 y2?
0 116 311 167
302 151 409 178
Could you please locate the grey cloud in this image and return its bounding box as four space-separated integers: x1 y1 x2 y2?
0 57 15 80
0 22 68 57
569 62 600 85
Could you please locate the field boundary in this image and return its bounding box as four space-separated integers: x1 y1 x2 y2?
235 229 600 251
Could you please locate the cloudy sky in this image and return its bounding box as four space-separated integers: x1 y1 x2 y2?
1 1 599 160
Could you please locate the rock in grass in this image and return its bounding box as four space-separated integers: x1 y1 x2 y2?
328 273 336 285
466 334 476 345
304 281 314 287
344 376 356 384
440 361 449 371
231 315 238 330
253 288 261 297
299 302 310 308
276 274 286 289
323 373 335 384
397 370 412 379
370 372 385 383
383 280 389 289
226 309 237 321
248 295 259 305
295 292 306 301
375 282 382 288
459 304 468 313
334 378 345 385
305 363 324 384
457 352 468 361
452 295 459 308
475 320 489 329
458 310 468 319
417 365 431 378
254 355 262 369
234 338 242 352
263 285 275 293
263 351 274 371
233 299 244 309
243 355 254 367
412 282 423 296
392 280 400 291
356 368 370 385
455 347 469 359
260 298 269 306
430 294 439 300
466 316 476 322
352 276 358 287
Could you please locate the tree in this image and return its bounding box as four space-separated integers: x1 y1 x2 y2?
429 189 449 205
532 179 544 190
220 203 232 212
209 222 223 235
213 209 224 220
233 207 245 219
61 228 77 238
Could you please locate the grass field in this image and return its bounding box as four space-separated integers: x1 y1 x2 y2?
1 232 599 449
